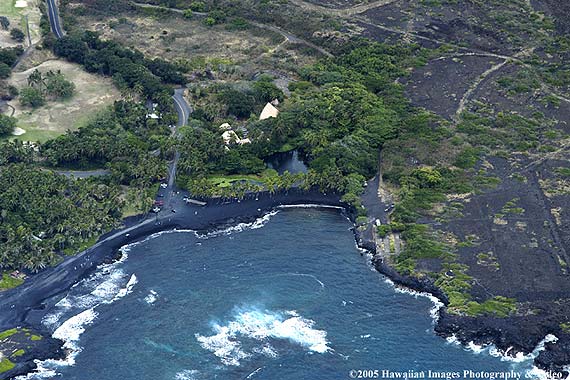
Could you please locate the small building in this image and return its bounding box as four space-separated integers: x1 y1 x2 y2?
222 130 239 145
259 102 279 120
218 122 232 131
222 126 251 146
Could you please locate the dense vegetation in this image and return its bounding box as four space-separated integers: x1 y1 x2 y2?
177 43 435 206
19 69 76 108
52 31 185 109
0 115 17 136
0 102 172 274
0 46 24 99
0 165 123 271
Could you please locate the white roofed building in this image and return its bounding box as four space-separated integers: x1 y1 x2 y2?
259 102 279 120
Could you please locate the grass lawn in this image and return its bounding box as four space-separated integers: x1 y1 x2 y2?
11 123 62 143
12 349 25 357
208 169 278 188
0 358 15 374
121 203 140 218
0 0 19 17
0 328 18 340
7 60 119 143
0 273 24 291
63 236 98 256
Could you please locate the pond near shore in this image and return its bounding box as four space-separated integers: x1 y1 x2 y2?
265 150 308 175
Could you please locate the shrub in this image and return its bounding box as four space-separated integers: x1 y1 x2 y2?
19 87 46 108
0 62 11 79
0 115 17 136
10 28 25 42
189 1 206 12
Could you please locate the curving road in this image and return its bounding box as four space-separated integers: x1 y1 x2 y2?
46 0 64 38
45 0 192 207
172 88 191 127
131 2 333 57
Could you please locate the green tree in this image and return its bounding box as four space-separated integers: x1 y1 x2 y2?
19 87 46 108
0 62 11 79
203 17 216 27
27 69 44 89
45 70 75 99
253 77 284 103
220 89 255 118
0 114 17 136
10 28 25 43
0 16 9 30
189 1 206 12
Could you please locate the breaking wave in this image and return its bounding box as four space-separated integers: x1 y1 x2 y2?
144 289 158 304
17 251 138 379
383 277 444 322
197 210 279 238
195 307 330 366
445 333 563 379
175 369 201 380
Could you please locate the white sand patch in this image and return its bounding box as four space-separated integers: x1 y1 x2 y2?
15 0 28 7
12 127 26 136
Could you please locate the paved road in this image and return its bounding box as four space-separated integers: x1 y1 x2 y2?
172 88 191 127
46 0 64 38
56 169 111 178
163 88 191 208
45 0 191 209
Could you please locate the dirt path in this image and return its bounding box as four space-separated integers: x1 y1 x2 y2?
289 0 401 16
527 171 570 267
452 59 508 123
130 2 333 57
452 48 536 123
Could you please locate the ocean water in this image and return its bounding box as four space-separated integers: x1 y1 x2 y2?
21 208 548 380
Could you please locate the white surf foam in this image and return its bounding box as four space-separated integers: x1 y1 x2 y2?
446 332 565 379
110 274 138 302
277 204 344 210
145 289 158 304
489 334 558 363
175 370 200 380
196 325 250 366
47 308 99 369
196 308 330 366
197 211 279 238
41 262 131 329
24 251 138 379
384 278 444 322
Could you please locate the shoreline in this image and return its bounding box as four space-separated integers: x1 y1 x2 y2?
1 188 569 379
0 188 345 379
0 188 345 330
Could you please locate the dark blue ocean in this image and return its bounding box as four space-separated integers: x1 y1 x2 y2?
22 208 545 380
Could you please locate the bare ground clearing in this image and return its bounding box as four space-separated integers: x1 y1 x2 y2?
7 59 119 142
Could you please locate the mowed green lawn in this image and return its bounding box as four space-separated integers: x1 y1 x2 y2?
0 0 20 18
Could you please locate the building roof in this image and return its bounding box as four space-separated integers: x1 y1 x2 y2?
222 130 239 144
259 102 279 120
